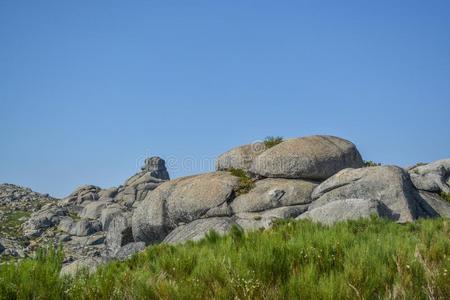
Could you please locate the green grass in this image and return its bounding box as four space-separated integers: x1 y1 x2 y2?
440 192 450 203
1 218 449 299
229 168 255 196
263 136 283 148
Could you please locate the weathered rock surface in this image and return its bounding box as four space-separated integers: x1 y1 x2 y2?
216 142 268 173
231 178 317 213
60 257 109 277
310 166 437 222
79 200 107 220
235 205 308 230
297 199 393 224
60 185 101 207
252 135 364 180
22 205 68 237
114 157 169 208
409 159 450 193
133 172 240 245
418 191 450 218
163 217 238 244
0 183 56 211
69 219 102 236
106 213 133 254
115 242 146 260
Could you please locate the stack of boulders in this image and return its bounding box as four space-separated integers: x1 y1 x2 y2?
132 135 450 247
0 183 56 211
2 135 449 275
1 157 170 269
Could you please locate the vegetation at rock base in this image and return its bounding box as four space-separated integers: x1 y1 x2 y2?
229 168 255 196
440 192 450 203
1 217 449 299
263 136 284 148
363 160 382 167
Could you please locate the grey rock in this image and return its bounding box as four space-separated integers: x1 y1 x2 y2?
22 205 68 237
231 178 317 213
235 205 308 231
79 200 107 220
132 172 240 245
100 205 124 231
115 242 146 260
216 142 268 173
69 219 102 236
418 191 450 218
252 135 364 180
60 257 108 277
106 213 133 254
61 185 101 206
297 198 394 225
114 156 170 207
57 217 75 233
163 217 238 244
141 156 170 180
0 183 57 211
86 232 106 246
409 159 450 193
310 166 436 222
98 187 119 199
0 241 4 254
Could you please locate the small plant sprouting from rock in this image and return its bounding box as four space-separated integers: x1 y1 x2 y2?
440 192 450 203
229 168 255 196
263 136 284 148
364 160 381 167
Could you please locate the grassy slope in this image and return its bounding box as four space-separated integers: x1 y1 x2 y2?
0 217 449 299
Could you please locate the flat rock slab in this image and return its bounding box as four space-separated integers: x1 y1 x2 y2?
251 135 363 180
297 199 393 225
163 217 238 244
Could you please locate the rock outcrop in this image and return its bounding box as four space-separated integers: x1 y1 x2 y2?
2 135 449 275
309 166 436 222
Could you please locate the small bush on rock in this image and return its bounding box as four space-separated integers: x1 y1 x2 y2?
364 160 382 167
229 168 255 196
440 192 450 203
263 136 284 148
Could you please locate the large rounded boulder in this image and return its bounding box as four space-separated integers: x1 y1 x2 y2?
216 142 267 173
310 166 439 223
132 172 240 245
409 159 450 194
251 135 364 180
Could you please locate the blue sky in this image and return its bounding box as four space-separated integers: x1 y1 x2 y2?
1 1 449 197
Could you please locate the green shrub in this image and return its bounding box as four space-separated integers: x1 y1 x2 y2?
229 168 255 195
440 192 450 203
263 136 283 148
364 160 381 167
1 218 449 299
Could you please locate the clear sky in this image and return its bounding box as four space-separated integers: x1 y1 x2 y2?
1 1 449 197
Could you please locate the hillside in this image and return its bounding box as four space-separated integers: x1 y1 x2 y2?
0 217 449 299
